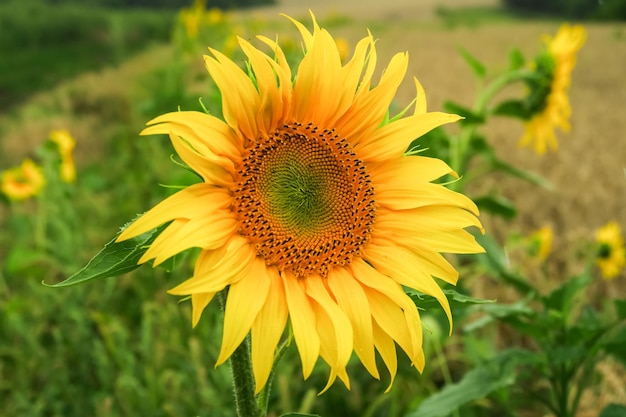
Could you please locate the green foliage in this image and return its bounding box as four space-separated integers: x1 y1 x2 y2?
501 0 626 20
0 0 174 110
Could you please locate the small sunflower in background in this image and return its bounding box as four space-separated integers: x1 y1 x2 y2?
49 129 77 183
519 24 586 154
528 225 553 262
1 159 46 201
595 221 625 280
118 13 484 392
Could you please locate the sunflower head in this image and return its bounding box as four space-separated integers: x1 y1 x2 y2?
118 12 484 393
595 221 625 280
1 159 46 201
519 24 586 154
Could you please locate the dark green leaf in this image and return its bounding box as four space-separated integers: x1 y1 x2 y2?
491 99 528 119
464 298 534 332
44 216 166 287
603 325 626 366
458 47 486 79
405 349 533 417
508 48 525 70
443 100 485 125
474 233 536 295
543 271 592 316
406 288 495 312
615 299 626 320
600 404 626 417
473 194 517 220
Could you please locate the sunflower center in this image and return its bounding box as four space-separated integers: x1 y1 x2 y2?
232 122 375 278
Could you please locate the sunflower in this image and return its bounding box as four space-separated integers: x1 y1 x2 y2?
519 24 586 154
1 159 45 201
49 129 77 183
528 226 553 262
118 13 484 392
595 221 625 280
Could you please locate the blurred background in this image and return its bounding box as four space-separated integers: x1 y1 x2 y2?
1 0 625 416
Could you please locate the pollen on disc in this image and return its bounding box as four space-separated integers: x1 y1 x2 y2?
232 123 376 278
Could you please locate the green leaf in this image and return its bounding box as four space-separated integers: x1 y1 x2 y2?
508 48 525 70
44 216 166 287
406 288 495 312
473 194 517 220
405 349 533 417
443 100 485 125
491 99 528 119
543 271 592 316
615 299 626 320
490 156 554 190
474 233 536 295
463 298 534 332
600 404 626 417
458 47 486 79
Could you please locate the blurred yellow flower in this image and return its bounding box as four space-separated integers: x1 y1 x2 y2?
205 7 222 25
595 221 625 280
520 24 586 154
335 37 350 62
49 129 76 183
1 159 45 201
119 13 483 393
528 226 553 262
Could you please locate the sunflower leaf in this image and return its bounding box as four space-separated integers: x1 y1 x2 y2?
473 194 517 220
600 404 626 417
279 414 320 417
458 47 486 79
490 156 554 190
443 100 485 125
406 349 535 417
44 216 166 287
508 47 525 70
406 288 494 312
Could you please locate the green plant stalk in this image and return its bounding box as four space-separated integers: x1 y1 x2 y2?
449 68 536 190
218 291 262 417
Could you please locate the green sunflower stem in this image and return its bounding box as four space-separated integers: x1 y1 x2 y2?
218 291 262 417
449 68 537 188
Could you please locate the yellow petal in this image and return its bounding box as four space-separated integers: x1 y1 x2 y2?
168 236 256 295
251 267 288 393
205 50 260 141
281 270 320 379
169 133 233 186
376 182 479 213
369 155 457 187
372 320 397 393
364 241 453 332
217 257 272 366
142 111 241 162
327 267 379 379
351 258 423 368
191 292 216 327
356 112 461 161
305 275 353 391
238 37 284 134
336 52 408 143
413 77 427 115
144 210 239 266
117 184 232 241
312 302 350 393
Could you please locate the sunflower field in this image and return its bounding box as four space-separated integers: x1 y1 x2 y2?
1 1 625 417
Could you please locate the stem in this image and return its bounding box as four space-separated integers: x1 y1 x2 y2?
475 69 536 114
218 291 262 417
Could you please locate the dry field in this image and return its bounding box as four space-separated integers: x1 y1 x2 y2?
2 0 625 273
